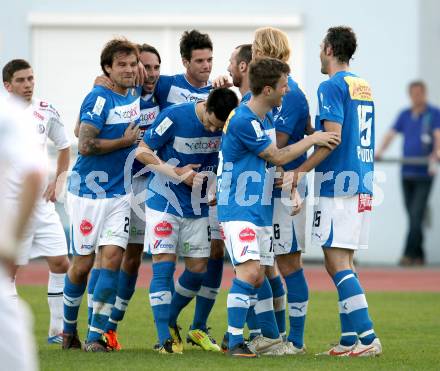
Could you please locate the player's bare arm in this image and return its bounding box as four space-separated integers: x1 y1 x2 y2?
43 146 70 202
258 130 340 166
136 141 200 187
78 122 139 156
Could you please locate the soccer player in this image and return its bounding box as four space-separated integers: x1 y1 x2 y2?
293 26 382 357
155 29 213 109
252 27 313 355
102 43 162 350
217 57 340 357
227 44 252 101
136 88 239 354
3 59 71 344
62 38 140 352
0 94 44 371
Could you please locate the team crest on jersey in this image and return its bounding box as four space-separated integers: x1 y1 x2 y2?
239 227 256 242
79 219 93 236
358 194 373 213
344 76 373 101
154 221 173 237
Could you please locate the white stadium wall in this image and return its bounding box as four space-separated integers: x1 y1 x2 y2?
1 0 439 265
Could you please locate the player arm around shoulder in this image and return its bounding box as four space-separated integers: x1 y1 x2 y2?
78 121 139 156
258 129 340 166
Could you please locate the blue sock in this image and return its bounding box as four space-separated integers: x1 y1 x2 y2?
338 271 358 346
63 275 87 334
246 288 261 340
169 269 204 327
106 270 138 332
149 261 174 345
87 269 118 342
87 268 100 327
227 278 254 349
255 277 280 339
333 270 376 346
285 268 309 348
192 258 223 331
269 275 286 339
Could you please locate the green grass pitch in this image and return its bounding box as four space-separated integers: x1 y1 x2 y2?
18 286 440 370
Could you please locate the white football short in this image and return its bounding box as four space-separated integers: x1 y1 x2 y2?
145 207 210 258
16 201 68 265
67 193 131 255
221 221 274 267
272 197 306 256
128 176 147 246
311 194 372 250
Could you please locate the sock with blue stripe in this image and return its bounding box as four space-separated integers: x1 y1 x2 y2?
246 288 261 340
255 276 280 339
269 275 286 339
106 270 138 332
169 269 204 327
192 258 223 331
87 268 118 342
338 271 358 346
87 268 100 328
149 261 175 346
333 270 376 346
63 274 87 334
227 278 254 349
285 268 309 348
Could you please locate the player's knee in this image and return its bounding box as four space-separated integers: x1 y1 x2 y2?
69 259 93 282
122 253 142 274
210 239 225 259
100 246 123 271
185 258 208 274
277 253 302 277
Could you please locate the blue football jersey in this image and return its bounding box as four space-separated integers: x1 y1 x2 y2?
69 86 140 198
241 91 251 104
315 71 375 197
273 76 310 198
155 74 212 110
143 102 220 218
131 92 160 176
217 104 275 227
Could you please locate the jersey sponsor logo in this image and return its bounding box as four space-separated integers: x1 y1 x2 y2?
155 117 173 136
92 96 106 115
358 194 372 213
79 219 93 236
40 101 48 108
251 120 264 139
344 76 373 102
139 106 159 127
167 85 209 105
154 221 173 237
33 111 45 121
153 239 174 249
114 106 139 120
173 136 221 155
239 227 256 242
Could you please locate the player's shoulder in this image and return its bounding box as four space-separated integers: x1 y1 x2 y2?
33 97 61 119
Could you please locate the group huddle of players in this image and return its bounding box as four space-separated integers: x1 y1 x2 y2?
3 25 382 359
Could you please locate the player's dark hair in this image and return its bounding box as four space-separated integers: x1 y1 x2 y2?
236 44 252 65
324 26 357 64
408 80 426 93
138 43 161 64
180 30 213 61
100 38 139 77
2 59 31 82
206 88 239 121
249 57 290 96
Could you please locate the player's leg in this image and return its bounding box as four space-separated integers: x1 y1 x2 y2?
223 221 266 358
146 207 179 353
62 193 101 350
191 206 224 334
274 198 308 354
168 216 211 350
46 255 69 344
265 265 286 340
85 194 131 352
87 254 101 329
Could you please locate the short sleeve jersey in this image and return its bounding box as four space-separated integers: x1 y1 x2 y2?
143 102 221 218
217 104 274 227
315 71 375 197
69 86 140 198
155 74 212 110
